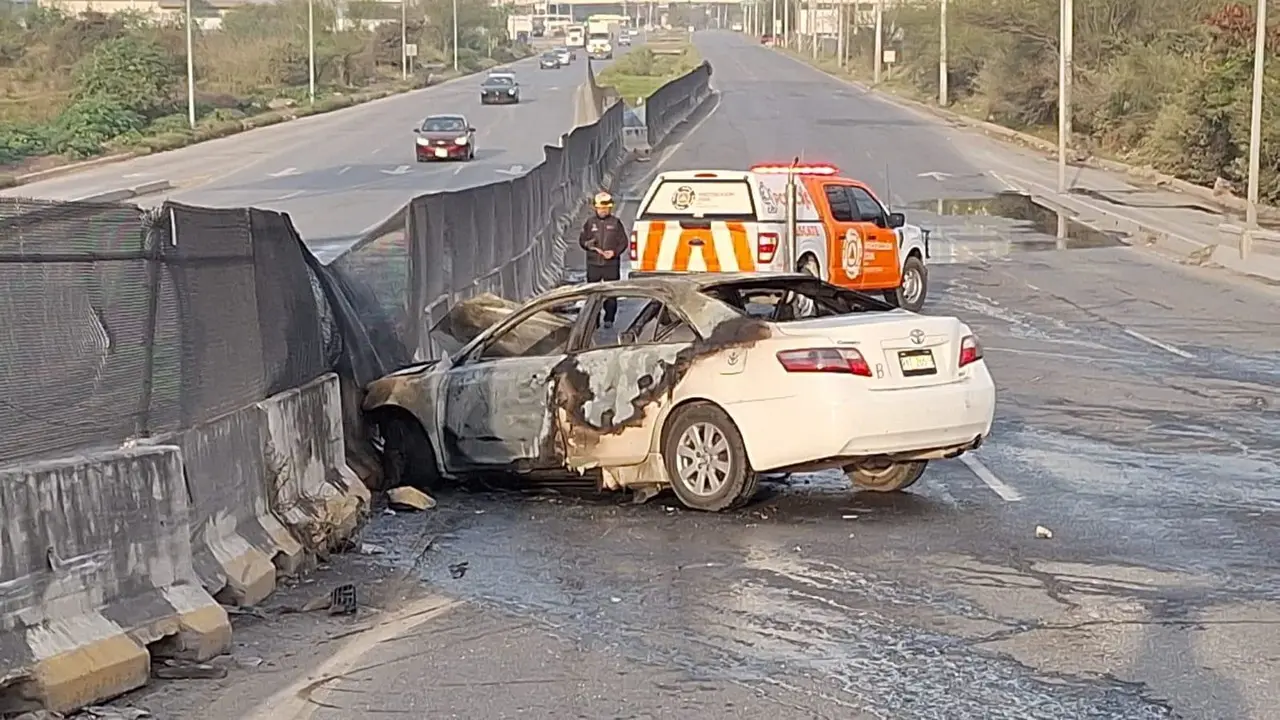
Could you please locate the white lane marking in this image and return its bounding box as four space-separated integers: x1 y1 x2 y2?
1123 329 1195 359
379 165 411 176
453 163 468 175
272 190 305 201
987 170 1022 192
960 454 1023 502
268 167 300 178
372 147 383 155
338 166 352 175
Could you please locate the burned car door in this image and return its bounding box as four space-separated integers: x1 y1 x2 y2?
557 294 700 470
439 297 586 471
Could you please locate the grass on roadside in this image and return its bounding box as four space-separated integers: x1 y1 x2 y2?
595 45 702 107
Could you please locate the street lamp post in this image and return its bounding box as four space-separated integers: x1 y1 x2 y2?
185 0 195 128
939 0 948 106
1057 0 1073 194
401 0 407 80
307 0 315 104
1244 0 1268 259
452 0 460 72
873 0 883 84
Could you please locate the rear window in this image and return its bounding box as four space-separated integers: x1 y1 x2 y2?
640 179 757 220
701 277 893 322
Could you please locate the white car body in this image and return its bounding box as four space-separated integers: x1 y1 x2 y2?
365 273 995 511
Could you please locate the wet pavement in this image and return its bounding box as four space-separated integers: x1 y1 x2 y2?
350 33 1280 719
112 31 1280 720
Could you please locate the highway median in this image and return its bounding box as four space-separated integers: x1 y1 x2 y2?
596 40 703 107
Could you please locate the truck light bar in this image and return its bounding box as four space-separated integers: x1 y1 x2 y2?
750 163 840 176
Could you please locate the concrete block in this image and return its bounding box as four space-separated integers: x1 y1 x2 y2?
0 447 230 714
257 374 370 556
163 406 305 606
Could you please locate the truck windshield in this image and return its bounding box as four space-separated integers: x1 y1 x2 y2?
639 179 757 221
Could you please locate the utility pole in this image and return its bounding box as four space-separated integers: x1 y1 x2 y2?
1056 0 1073 194
452 0 460 71
185 0 195 128
1245 0 1268 259
836 0 845 67
873 0 883 83
783 0 789 47
939 0 948 106
772 0 778 40
307 0 315 104
810 0 818 57
400 0 407 79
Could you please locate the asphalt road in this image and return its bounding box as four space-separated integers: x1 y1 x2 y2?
2 51 619 252
97 31 1280 720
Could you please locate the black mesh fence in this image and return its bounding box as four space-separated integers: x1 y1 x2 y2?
646 61 714 147
0 61 708 468
0 199 330 465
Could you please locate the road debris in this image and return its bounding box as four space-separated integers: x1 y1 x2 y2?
152 659 227 680
387 486 436 511
1035 525 1054 539
448 561 470 579
330 583 359 615
360 542 387 555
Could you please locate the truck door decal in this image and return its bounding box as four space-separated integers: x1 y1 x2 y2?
842 227 863 277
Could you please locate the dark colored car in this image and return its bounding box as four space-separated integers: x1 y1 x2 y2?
539 51 561 69
414 114 475 162
480 75 520 104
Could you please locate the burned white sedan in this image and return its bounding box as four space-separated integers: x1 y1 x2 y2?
363 273 996 512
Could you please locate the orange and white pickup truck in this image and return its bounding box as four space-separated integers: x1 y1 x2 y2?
628 163 931 311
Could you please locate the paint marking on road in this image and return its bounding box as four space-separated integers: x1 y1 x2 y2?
371 147 383 155
987 170 1022 192
272 190 305 201
380 165 411 176
338 166 352 175
960 454 1023 502
268 167 300 178
1123 328 1196 359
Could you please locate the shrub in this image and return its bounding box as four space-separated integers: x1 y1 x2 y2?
50 97 146 157
71 35 180 118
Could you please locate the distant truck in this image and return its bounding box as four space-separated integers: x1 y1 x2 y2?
566 24 586 47
507 15 533 41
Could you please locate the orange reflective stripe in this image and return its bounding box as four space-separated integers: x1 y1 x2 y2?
641 221 665 270
726 221 754 271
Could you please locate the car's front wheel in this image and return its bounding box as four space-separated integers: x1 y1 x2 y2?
846 460 928 493
663 402 758 512
378 413 441 491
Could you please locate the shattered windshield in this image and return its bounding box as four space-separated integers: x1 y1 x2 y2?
701 277 893 322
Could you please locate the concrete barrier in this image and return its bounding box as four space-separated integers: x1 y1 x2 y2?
166 407 306 608
0 447 231 714
257 373 370 555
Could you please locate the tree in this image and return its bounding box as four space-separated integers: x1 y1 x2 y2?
71 36 180 118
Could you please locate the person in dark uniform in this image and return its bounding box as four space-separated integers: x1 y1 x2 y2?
578 191 629 327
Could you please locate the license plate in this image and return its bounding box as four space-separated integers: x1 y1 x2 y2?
898 349 936 376
434 148 448 158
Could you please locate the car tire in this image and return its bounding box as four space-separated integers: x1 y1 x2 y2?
797 254 822 278
663 402 758 512
886 254 927 312
378 413 441 492
846 460 928 493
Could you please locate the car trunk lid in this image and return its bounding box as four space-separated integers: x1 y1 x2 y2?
771 313 966 388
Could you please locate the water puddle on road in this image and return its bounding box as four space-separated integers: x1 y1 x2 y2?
908 192 1124 263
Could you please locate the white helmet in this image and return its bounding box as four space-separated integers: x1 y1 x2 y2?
593 191 614 208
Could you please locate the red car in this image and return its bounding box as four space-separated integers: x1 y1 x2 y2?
414 114 476 162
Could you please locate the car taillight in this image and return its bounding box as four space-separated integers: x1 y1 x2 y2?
959 335 983 368
776 348 872 377
629 230 638 261
758 232 778 264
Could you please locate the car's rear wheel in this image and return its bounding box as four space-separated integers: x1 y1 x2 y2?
663 403 758 512
846 460 928 493
378 412 441 492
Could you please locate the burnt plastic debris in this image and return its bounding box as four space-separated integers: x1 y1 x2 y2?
330 583 358 616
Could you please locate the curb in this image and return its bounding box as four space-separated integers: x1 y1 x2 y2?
76 180 174 203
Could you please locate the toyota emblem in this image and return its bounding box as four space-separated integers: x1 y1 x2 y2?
909 329 925 345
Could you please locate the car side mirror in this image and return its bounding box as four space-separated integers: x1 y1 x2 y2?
619 330 639 345
467 127 476 132
887 212 906 229
412 128 420 133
